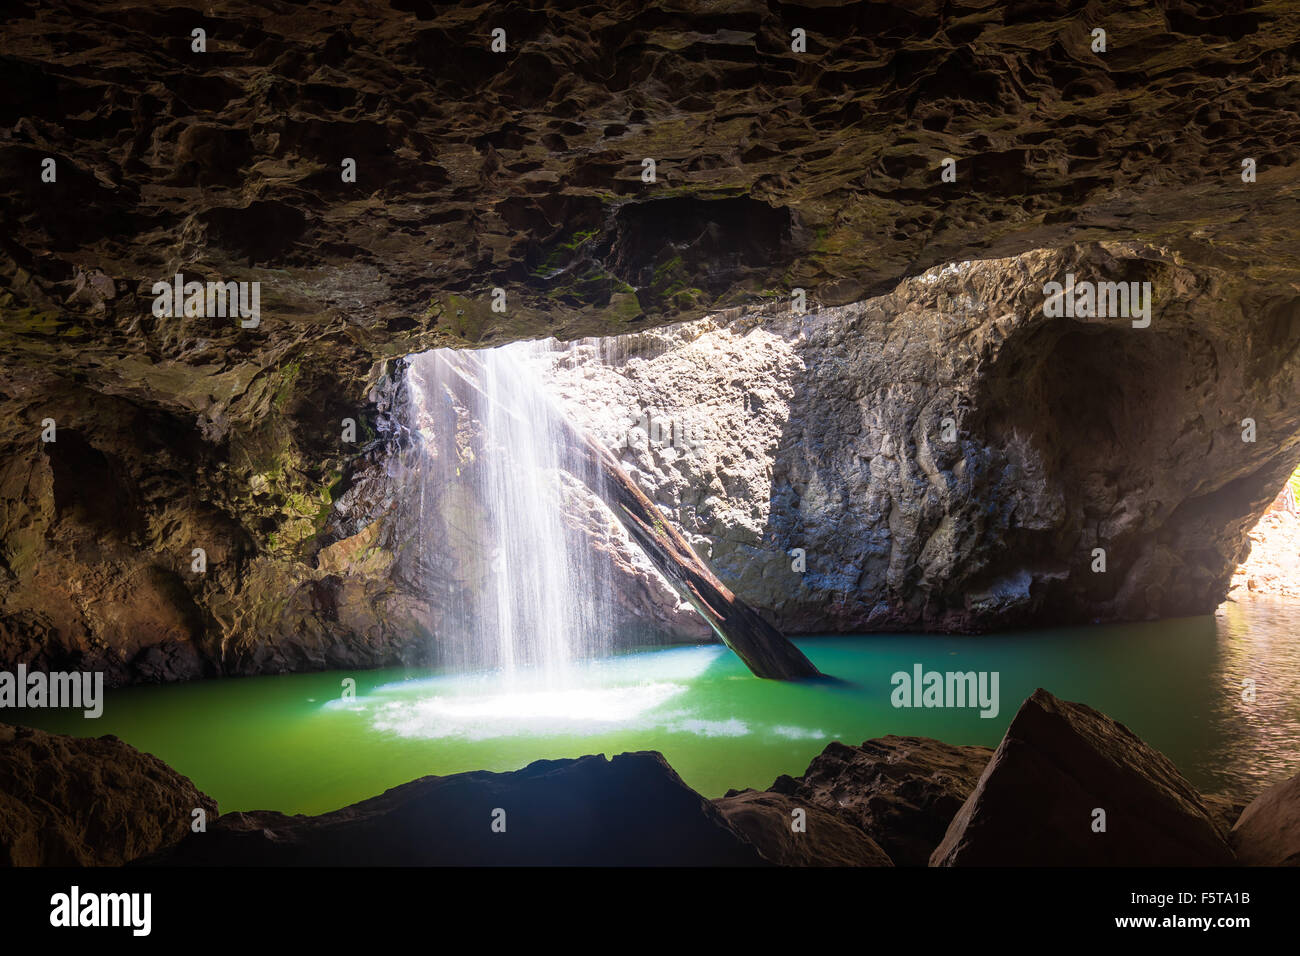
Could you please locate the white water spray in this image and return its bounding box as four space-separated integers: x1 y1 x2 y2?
405 341 610 683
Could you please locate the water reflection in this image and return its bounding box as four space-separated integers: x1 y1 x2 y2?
1204 595 1300 796
9 596 1299 813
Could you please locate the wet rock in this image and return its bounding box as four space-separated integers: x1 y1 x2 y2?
931 689 1235 866
144 751 766 866
782 736 993 866
543 245 1300 634
1231 770 1300 866
768 773 800 796
0 723 216 866
714 789 893 866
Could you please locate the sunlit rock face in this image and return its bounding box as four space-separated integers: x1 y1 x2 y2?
542 244 1300 632
1 0 1299 679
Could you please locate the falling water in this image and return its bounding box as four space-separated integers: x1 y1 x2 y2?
405 341 610 683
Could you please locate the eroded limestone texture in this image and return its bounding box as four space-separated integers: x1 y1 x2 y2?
1 1 1298 677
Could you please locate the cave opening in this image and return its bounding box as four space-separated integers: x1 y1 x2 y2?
1232 464 1300 600
8 263 1300 871
10 0 1300 878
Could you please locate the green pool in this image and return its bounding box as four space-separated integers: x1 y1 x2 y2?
12 597 1299 815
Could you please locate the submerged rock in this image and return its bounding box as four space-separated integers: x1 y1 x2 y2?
1231 771 1300 866
931 689 1235 866
714 789 893 866
0 723 216 866
144 751 766 866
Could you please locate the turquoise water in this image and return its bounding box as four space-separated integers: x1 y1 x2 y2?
12 597 1299 815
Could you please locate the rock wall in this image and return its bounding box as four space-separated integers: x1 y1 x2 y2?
1229 506 1300 599
2 0 1299 678
3 238 1297 682
541 243 1300 632
0 356 436 683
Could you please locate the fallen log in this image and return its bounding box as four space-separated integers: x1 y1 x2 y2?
435 349 822 680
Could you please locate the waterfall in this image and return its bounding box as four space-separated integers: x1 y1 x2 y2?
405 341 610 683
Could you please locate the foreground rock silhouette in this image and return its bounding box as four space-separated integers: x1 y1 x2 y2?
10 687 1297 866
713 789 893 866
143 751 766 866
0 724 215 866
770 736 995 867
1231 771 1300 866
931 689 1235 866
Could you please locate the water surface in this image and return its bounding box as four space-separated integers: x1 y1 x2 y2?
14 596 1299 814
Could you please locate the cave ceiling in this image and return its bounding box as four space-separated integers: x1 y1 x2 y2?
1 0 1298 414
2 0 1300 680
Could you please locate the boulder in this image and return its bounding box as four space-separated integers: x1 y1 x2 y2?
144 751 766 866
1231 771 1300 865
0 723 216 866
785 736 993 866
931 689 1234 866
714 789 893 866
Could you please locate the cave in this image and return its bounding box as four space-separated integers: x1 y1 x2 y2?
2 0 1300 912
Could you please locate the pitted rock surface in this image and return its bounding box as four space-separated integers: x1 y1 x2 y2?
1 1 1298 677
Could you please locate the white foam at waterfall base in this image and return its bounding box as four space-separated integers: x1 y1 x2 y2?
395 346 831 743
355 645 713 739
370 682 689 740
